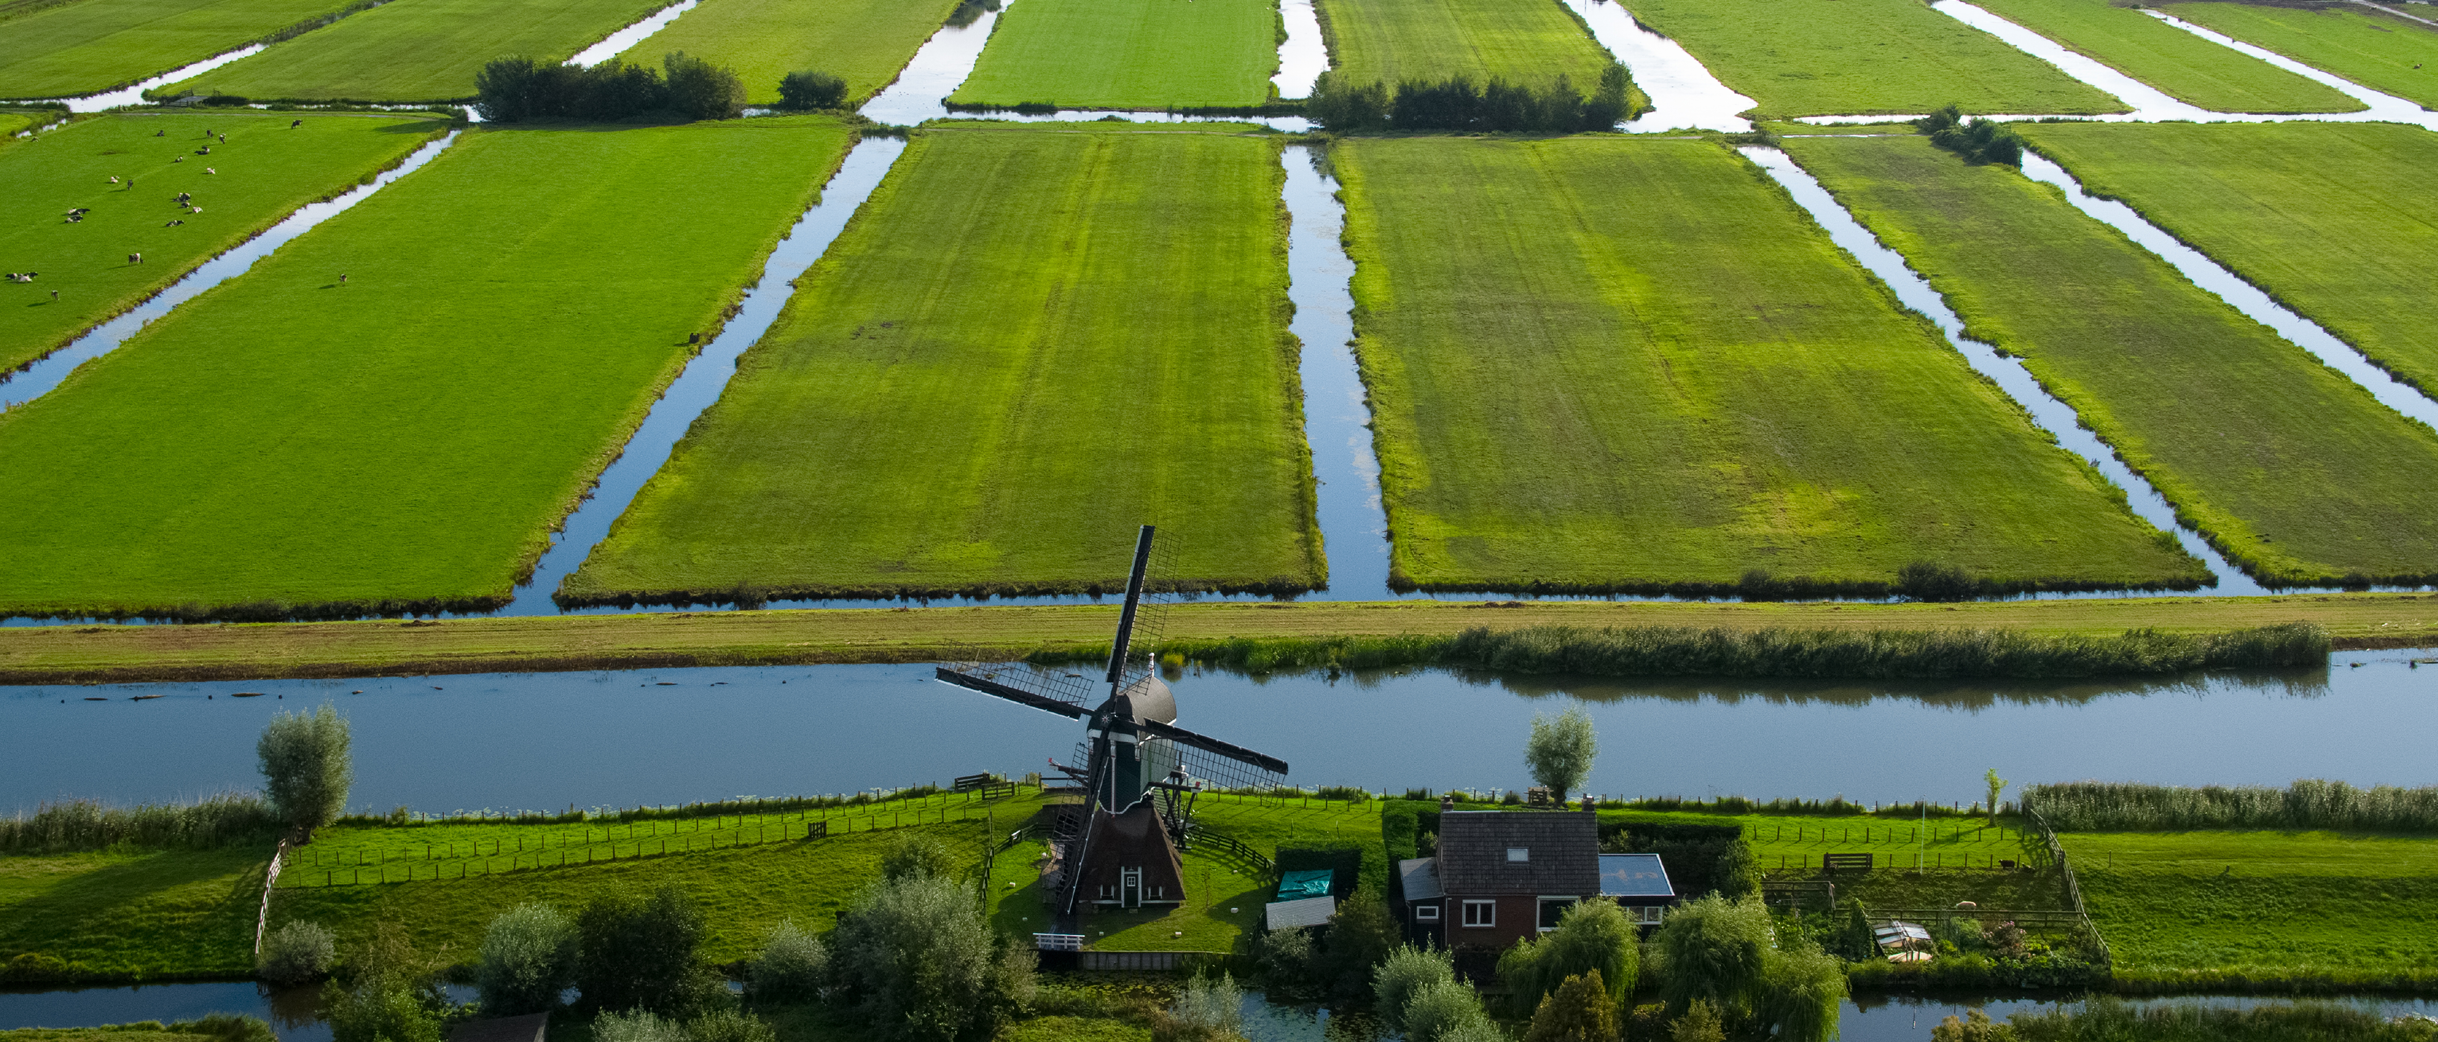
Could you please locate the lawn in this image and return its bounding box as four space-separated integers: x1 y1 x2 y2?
562 124 1321 604
946 0 1278 109
1618 0 2122 116
1967 0 2360 113
2163 1 2438 110
1310 0 1614 92
607 0 962 106
2019 122 2438 398
2060 830 2438 981
0 0 358 99
0 844 268 980
0 117 855 620
162 0 670 102
1781 134 2438 588
1333 136 2201 596
0 111 447 375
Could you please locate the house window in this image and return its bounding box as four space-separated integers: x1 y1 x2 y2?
1627 906 1665 925
1462 900 1495 927
1538 897 1579 931
1507 847 1529 862
1414 904 1441 922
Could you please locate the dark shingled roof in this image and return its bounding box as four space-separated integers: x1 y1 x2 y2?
1437 810 1600 896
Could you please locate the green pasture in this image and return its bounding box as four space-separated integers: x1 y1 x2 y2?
1620 0 2121 116
2062 830 2438 979
0 0 357 100
164 0 670 102
565 125 1321 604
0 843 266 979
948 0 1277 109
0 117 853 619
0 111 444 375
2021 122 2438 398
1333 136 2201 595
2164 1 2438 110
610 0 960 106
1968 0 2359 113
1311 0 1613 94
1783 134 2438 588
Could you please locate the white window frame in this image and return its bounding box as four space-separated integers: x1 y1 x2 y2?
1627 905 1665 925
1537 896 1579 932
1414 903 1441 922
1462 900 1496 927
1507 847 1530 862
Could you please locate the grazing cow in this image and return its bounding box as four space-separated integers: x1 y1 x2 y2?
339 274 348 284
177 192 191 203
218 135 227 143
128 253 141 265
173 156 183 163
289 119 303 128
196 146 210 155
50 290 57 301
206 167 215 174
189 206 201 214
109 176 119 184
154 129 165 137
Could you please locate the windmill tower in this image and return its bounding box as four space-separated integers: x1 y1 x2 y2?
936 525 1289 921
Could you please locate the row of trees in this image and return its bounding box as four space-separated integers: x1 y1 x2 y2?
1304 66 1637 134
473 53 748 123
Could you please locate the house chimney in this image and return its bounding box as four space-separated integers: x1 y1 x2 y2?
1440 795 1454 813
1581 794 1597 813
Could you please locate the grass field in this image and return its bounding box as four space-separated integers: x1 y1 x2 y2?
609 0 961 106
2 593 2427 685
1334 136 2200 595
1967 0 2361 113
947 0 1277 109
2020 122 2438 399
563 125 1319 604
1618 0 2122 116
0 0 358 99
0 843 266 979
0 117 854 620
1309 0 1614 92
1782 134 2438 588
163 0 670 102
0 111 446 375
2061 830 2438 982
2164 1 2438 110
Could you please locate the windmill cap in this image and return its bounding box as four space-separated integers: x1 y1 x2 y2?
1107 673 1176 726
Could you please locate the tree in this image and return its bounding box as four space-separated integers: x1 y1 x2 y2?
258 705 351 841
748 919 828 1005
1524 705 1597 804
823 873 1035 1042
664 52 746 120
1160 972 1243 1042
1401 978 1496 1042
1523 970 1617 1042
880 833 957 882
1498 898 1638 1013
1985 768 2008 826
1754 944 1846 1042
1320 889 1399 997
1583 63 1633 128
478 903 579 1015
576 886 723 1017
1668 1001 1725 1042
777 70 847 110
326 921 447 1042
1373 945 1456 1032
1653 895 1769 1016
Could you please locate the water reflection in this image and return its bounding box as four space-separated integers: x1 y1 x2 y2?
44 46 267 113
1283 144 1396 600
1273 0 1330 99
568 0 701 69
1563 0 1755 132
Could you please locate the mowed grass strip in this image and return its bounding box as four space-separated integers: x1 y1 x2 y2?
0 117 854 618
1311 0 1613 92
610 0 959 106
565 125 1320 603
1782 134 2438 587
2021 122 2438 398
0 843 266 979
0 111 445 375
1619 0 2122 116
1335 136 2200 595
165 0 669 102
2165 1 2438 110
0 0 356 98
948 0 1277 109
1968 0 2359 113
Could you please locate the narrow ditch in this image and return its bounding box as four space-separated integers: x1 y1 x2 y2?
1563 0 1755 132
43 45 267 112
564 0 700 69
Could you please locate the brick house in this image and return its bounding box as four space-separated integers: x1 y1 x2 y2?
1408 799 1603 950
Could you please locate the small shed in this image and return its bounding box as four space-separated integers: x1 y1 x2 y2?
1598 853 1676 925
1266 894 1337 931
1398 856 1445 941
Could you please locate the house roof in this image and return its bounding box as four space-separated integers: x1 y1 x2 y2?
1400 857 1443 902
1267 895 1337 930
1436 810 1600 896
1599 853 1674 898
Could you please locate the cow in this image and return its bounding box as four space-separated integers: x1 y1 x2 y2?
339 274 348 284
177 192 191 204
290 119 303 128
128 253 142 265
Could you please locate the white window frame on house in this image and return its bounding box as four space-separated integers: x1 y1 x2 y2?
1626 905 1665 925
1414 903 1441 922
1462 900 1496 927
1537 896 1579 932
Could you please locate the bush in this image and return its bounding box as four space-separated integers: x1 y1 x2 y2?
1256 927 1317 986
1319 890 1399 998
1306 67 1635 133
1374 945 1456 1032
1402 978 1497 1042
257 920 335 984
326 922 447 1042
880 833 958 881
1754 945 1845 1042
665 52 746 120
1523 971 1616 1042
777 70 847 110
823 873 1035 1042
686 1009 776 1042
1499 899 1638 1014
259 705 351 840
1159 972 1242 1042
595 1009 688 1042
1897 561 1981 602
478 903 578 1015
1915 105 2024 166
576 887 724 1018
0 794 276 853
747 919 827 1005
1669 1001 1725 1042
473 52 747 123
1653 895 1769 1015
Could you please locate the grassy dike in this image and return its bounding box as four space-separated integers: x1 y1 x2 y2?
0 594 2427 685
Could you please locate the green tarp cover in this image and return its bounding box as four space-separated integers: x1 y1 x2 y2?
1279 869 1334 900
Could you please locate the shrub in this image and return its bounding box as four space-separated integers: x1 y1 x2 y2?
1915 105 2024 167
1669 1000 1725 1042
1754 945 1845 1042
823 873 1035 1042
747 919 827 1005
1306 68 1634 133
686 1009 776 1042
325 922 446 1042
478 903 578 1015
665 52 746 120
1256 927 1317 986
880 833 958 882
1159 972 1243 1042
1319 890 1400 997
594 1009 687 1042
1499 899 1638 1013
576 887 723 1018
257 920 335 984
1374 945 1456 1032
1653 895 1769 1015
1524 706 1597 804
0 794 278 853
259 705 351 840
473 53 747 123
1897 561 1981 602
777 70 847 110
1523 970 1616 1042
1304 71 1388 131
1401 978 1497 1042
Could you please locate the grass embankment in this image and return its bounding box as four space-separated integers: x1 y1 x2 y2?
0 843 267 981
0 1019 272 1042
946 0 1278 109
1966 0 2360 113
1334 136 2199 596
4 593 2428 685
0 111 446 374
564 124 1319 605
2163 1 2438 110
1309 0 1614 92
163 0 670 102
0 0 360 99
1619 0 2122 116
1781 134 2438 588
609 0 960 106
2020 122 2438 397
0 118 854 621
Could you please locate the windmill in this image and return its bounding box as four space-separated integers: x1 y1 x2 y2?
935 525 1289 919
